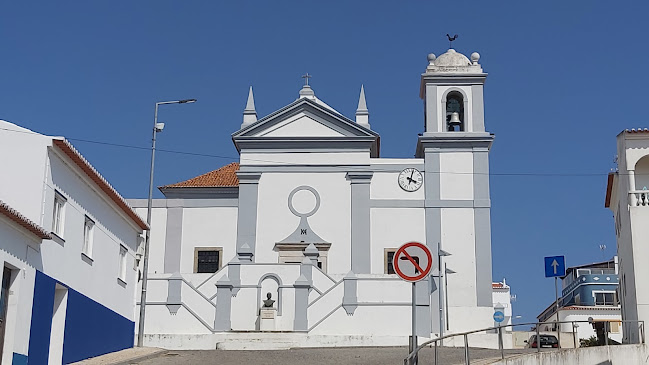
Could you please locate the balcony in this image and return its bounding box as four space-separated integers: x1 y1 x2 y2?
629 190 649 206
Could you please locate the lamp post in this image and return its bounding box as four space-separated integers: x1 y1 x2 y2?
444 264 456 331
137 98 196 347
437 246 451 344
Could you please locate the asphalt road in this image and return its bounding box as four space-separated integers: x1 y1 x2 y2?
134 347 534 365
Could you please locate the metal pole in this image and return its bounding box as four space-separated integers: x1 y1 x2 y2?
554 277 560 349
463 334 469 365
536 324 541 353
641 322 645 344
411 282 418 365
434 341 438 365
572 321 577 348
445 263 450 331
604 321 609 346
498 325 504 360
137 102 159 347
438 248 444 345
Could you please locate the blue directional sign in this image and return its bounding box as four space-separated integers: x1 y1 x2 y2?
493 311 505 323
544 256 566 278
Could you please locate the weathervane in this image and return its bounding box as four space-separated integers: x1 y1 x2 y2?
446 34 458 49
301 72 312 86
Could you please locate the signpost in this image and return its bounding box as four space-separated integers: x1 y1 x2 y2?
544 255 566 344
394 242 433 365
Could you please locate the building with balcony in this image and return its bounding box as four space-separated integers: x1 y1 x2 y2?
606 128 649 344
0 121 147 364
536 258 621 343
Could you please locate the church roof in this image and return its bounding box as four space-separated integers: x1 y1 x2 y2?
162 162 240 188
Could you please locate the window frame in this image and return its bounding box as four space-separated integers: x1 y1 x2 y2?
52 191 67 238
118 245 128 283
193 247 223 274
593 290 617 306
82 215 95 259
384 248 397 275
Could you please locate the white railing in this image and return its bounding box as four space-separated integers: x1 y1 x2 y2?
630 190 649 206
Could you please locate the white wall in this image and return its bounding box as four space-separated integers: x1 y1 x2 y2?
0 216 40 365
0 121 50 224
181 207 238 273
439 152 474 200
370 208 426 274
41 149 141 320
256 173 351 274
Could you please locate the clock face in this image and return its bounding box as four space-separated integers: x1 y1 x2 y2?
398 168 423 192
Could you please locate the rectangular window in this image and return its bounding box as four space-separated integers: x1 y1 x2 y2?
118 245 127 282
52 191 66 237
384 249 397 274
594 291 616 306
82 216 94 258
194 247 222 273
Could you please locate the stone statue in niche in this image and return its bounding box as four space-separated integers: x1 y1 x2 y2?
262 292 275 308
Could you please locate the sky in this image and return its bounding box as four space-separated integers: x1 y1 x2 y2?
1 1 648 327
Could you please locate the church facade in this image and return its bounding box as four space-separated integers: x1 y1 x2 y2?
130 48 497 349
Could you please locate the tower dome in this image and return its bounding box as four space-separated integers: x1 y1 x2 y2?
433 49 471 67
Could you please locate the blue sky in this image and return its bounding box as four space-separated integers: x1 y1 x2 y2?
2 1 647 326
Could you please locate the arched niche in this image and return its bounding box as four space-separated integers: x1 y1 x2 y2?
257 274 282 315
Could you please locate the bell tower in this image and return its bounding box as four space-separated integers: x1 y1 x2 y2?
419 49 486 134
416 47 496 332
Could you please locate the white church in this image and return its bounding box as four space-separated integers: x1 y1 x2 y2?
130 47 499 349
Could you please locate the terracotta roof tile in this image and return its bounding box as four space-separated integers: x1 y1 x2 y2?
492 283 504 288
163 163 240 188
0 200 51 240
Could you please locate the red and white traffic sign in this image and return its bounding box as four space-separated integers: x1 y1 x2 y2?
393 242 433 282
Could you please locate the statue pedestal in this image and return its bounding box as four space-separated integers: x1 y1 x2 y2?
259 308 277 331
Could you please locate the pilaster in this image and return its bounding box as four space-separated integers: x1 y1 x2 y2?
293 275 311 331
236 172 261 261
163 207 183 273
346 171 373 273
214 276 233 331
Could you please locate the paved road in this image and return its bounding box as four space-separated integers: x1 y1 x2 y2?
134 347 534 365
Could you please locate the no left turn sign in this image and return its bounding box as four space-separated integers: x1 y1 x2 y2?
393 242 433 282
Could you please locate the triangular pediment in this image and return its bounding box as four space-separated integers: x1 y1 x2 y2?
233 98 378 139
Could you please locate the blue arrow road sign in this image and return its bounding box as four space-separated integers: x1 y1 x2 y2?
544 256 566 277
493 311 505 323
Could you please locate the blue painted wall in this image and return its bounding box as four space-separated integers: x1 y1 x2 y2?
27 271 57 364
62 287 134 364
12 353 28 365
26 271 134 364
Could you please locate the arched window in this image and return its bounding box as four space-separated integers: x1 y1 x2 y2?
446 92 464 131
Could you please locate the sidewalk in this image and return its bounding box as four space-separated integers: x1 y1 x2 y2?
71 347 167 365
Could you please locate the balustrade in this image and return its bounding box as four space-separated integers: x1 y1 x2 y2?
630 190 649 206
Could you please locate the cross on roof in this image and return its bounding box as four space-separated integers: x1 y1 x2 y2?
301 73 312 86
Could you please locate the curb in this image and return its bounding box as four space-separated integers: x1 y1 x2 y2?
113 349 168 365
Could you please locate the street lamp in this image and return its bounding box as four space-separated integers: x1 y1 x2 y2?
437 246 451 343
137 98 197 347
444 264 456 331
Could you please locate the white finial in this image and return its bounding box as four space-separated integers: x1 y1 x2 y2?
241 86 257 128
427 53 436 66
356 85 370 129
471 52 480 65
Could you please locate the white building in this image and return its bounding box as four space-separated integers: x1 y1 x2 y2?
606 129 649 344
0 121 147 364
492 279 513 329
130 48 498 349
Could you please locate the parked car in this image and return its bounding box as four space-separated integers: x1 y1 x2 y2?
525 334 559 348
